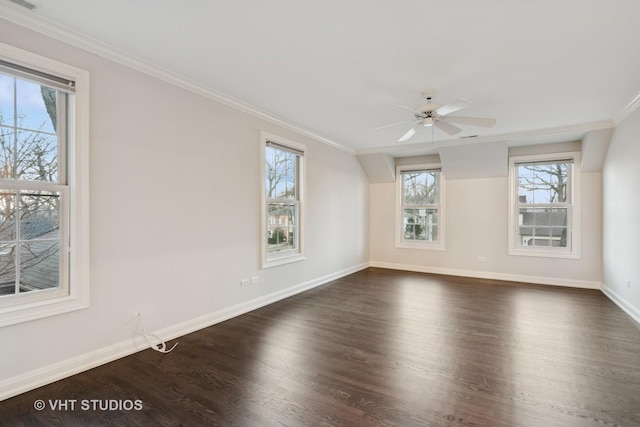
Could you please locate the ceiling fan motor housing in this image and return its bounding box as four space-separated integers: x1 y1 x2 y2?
392 94 495 142
418 102 441 114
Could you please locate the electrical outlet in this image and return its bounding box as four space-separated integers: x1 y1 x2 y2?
627 279 631 289
250 276 259 284
478 256 487 262
240 279 250 287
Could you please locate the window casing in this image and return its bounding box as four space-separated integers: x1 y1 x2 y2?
508 152 580 258
396 164 445 250
0 43 89 326
260 132 305 268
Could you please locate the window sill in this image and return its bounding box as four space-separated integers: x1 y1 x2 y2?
508 248 579 259
0 292 89 327
262 253 306 269
396 242 445 251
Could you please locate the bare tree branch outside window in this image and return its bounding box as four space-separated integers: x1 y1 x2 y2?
401 170 439 242
516 162 570 248
0 76 60 295
265 146 299 254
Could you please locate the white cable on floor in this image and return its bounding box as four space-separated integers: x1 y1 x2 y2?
138 314 178 354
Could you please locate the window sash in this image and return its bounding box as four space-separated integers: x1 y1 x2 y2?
266 201 299 255
261 133 305 267
509 152 579 258
517 206 570 248
0 185 68 308
516 161 572 205
515 160 572 249
265 147 301 258
0 62 70 309
400 169 440 244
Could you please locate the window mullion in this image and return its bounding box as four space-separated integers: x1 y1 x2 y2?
58 92 68 185
12 77 17 180
14 190 21 295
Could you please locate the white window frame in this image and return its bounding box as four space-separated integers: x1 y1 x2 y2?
260 131 305 268
0 43 90 327
508 151 580 259
395 163 445 250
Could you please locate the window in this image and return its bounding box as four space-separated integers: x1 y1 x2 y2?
0 43 89 326
396 164 444 250
260 132 305 268
508 152 580 258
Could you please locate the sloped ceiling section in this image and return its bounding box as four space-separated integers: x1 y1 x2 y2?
358 129 613 183
356 154 395 183
439 141 508 180
581 128 614 172
357 141 508 182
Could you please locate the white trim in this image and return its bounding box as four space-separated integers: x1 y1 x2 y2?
508 152 580 259
262 253 307 268
395 163 445 250
601 283 640 326
0 3 353 155
0 43 90 327
356 120 615 156
370 261 600 290
614 91 640 126
0 262 369 402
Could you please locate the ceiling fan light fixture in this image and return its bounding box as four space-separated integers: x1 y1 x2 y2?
378 93 495 143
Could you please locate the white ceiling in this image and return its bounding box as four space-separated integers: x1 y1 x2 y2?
4 0 640 157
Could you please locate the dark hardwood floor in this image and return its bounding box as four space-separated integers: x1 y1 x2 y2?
2 268 640 426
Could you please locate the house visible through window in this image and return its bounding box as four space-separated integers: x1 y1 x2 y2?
509 153 580 258
396 165 444 250
261 133 305 267
0 44 89 327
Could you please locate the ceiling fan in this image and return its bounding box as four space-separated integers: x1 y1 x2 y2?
375 92 496 142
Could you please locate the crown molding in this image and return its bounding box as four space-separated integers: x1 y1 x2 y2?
355 120 615 156
0 3 354 154
614 91 640 126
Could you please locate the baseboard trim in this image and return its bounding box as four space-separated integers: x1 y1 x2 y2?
601 284 640 325
0 262 369 402
157 262 370 343
370 261 601 289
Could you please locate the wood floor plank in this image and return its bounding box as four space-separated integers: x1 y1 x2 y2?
2 268 640 426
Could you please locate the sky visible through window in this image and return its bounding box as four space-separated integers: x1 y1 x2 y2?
0 75 56 134
517 162 568 204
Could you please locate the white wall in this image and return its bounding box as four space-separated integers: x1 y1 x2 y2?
370 171 602 288
601 108 640 322
0 20 369 399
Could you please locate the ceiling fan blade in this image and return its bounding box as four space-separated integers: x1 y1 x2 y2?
370 119 414 131
441 116 496 127
398 125 419 142
435 98 471 116
434 120 463 136
396 104 424 116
